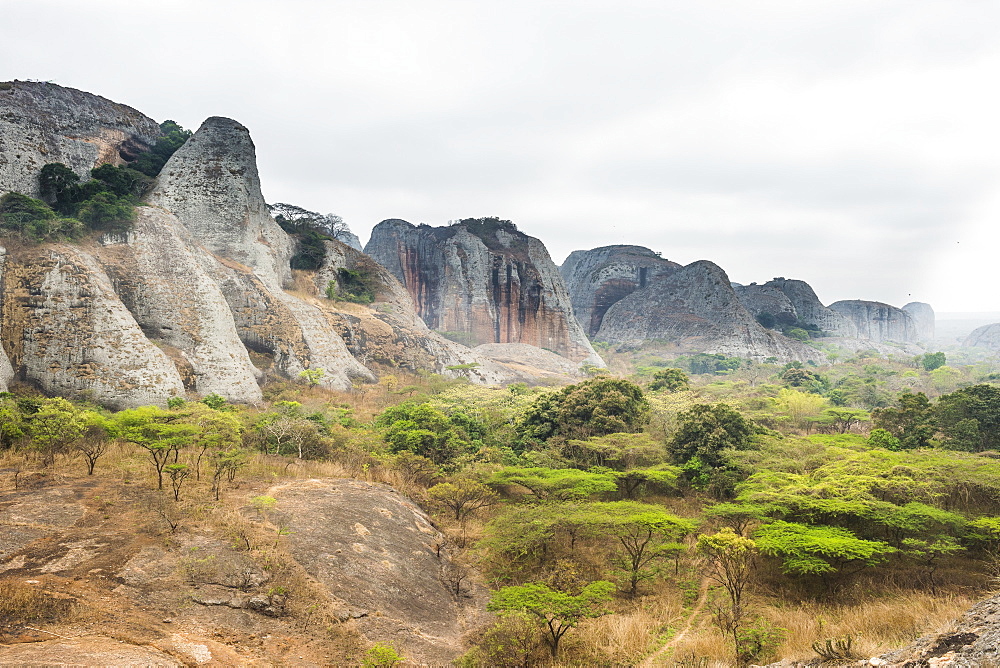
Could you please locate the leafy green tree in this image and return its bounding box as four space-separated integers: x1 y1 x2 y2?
487 580 615 659
698 529 758 665
816 408 870 434
921 352 947 371
649 368 689 392
76 192 134 233
74 412 111 475
519 378 649 444
88 164 150 198
111 406 198 489
361 642 405 668
376 402 480 465
131 120 192 177
26 397 86 467
298 367 325 386
668 404 761 490
561 432 667 470
38 162 80 213
935 384 1000 452
871 392 935 450
164 463 190 501
901 536 964 595
487 467 617 500
598 502 694 597
867 428 901 450
754 521 895 595
427 479 499 521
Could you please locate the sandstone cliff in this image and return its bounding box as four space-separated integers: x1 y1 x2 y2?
830 299 918 343
595 260 823 362
560 245 681 337
0 81 159 199
315 239 522 384
365 218 603 366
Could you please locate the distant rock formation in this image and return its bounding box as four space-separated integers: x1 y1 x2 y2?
560 245 681 336
734 277 858 337
829 300 918 343
964 323 1000 350
0 81 159 199
903 301 935 341
595 260 823 362
366 218 603 365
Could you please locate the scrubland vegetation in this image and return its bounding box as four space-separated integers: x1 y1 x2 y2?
2 346 1000 665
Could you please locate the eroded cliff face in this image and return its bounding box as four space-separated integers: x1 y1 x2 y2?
596 260 823 362
830 299 918 343
96 208 263 403
316 240 522 384
0 81 159 198
365 219 602 365
734 277 858 337
560 245 681 337
148 117 293 289
147 116 375 390
2 244 185 409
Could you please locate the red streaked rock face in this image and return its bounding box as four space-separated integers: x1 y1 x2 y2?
366 219 603 365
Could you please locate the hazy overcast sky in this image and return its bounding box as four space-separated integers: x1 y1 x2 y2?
4 0 999 311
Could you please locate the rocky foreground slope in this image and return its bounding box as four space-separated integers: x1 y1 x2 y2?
0 473 481 665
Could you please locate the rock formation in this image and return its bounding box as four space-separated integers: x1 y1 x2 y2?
269 478 488 665
903 301 936 341
315 239 522 384
829 300 918 343
874 592 1000 666
963 323 1000 350
365 218 603 366
595 260 823 362
560 245 681 336
734 277 858 337
0 81 159 199
96 208 264 403
2 244 186 409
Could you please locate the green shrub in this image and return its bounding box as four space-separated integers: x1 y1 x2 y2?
326 268 376 304
132 120 192 177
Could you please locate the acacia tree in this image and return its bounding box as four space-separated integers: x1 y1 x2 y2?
698 528 758 665
26 398 86 467
487 580 614 659
427 479 499 521
75 413 111 475
754 521 895 596
112 406 198 490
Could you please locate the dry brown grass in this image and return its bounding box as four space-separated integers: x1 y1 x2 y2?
0 580 79 634
762 591 975 661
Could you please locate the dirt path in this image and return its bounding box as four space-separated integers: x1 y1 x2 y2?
641 578 712 666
